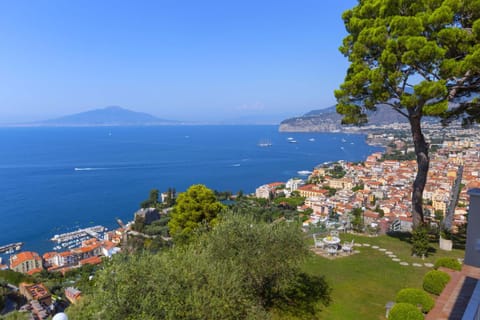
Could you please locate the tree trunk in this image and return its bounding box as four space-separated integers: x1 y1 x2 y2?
409 113 429 229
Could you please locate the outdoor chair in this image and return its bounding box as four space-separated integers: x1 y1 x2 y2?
342 239 354 254
327 246 338 256
312 234 325 249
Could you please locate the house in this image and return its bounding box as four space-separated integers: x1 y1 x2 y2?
19 282 52 305
65 287 82 304
101 241 121 258
297 184 329 198
10 251 43 274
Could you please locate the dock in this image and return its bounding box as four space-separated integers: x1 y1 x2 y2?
51 225 106 244
0 242 23 254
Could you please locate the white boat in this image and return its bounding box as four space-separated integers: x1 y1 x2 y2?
308 138 315 142
288 140 297 143
258 139 272 147
297 170 312 176
287 137 294 140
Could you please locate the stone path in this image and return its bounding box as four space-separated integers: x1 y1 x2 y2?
312 236 438 269
365 243 436 268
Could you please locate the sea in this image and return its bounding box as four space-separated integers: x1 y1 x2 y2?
0 125 382 256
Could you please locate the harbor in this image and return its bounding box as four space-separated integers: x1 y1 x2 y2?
50 226 106 250
0 242 23 254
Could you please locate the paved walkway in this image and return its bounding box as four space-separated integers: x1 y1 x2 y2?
426 265 480 320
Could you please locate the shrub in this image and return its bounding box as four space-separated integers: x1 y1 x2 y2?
423 270 451 295
388 302 424 320
396 288 435 313
411 226 430 257
434 257 462 271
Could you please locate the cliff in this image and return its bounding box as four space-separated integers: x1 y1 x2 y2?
279 105 408 132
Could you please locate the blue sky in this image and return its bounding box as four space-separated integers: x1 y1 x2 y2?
0 0 357 123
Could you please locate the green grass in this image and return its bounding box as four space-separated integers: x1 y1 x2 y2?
303 233 464 320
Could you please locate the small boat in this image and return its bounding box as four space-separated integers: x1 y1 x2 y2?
258 139 272 147
288 140 297 143
308 138 315 142
297 170 312 176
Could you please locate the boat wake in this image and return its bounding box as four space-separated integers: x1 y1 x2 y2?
74 167 108 171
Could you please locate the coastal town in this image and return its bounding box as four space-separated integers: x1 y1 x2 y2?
1 122 479 319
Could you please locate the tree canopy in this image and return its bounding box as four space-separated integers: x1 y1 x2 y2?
67 214 331 320
335 0 480 228
167 184 226 241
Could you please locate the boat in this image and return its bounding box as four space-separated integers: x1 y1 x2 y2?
288 140 297 143
287 137 294 141
297 170 312 176
308 138 315 142
341 138 347 142
258 139 272 147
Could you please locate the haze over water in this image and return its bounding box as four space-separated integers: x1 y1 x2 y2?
0 125 382 254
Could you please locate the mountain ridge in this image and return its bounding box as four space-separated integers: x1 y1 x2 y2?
36 106 179 126
279 105 408 132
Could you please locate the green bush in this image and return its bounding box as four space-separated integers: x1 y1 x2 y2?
423 270 451 295
434 257 462 271
396 288 435 313
388 303 424 320
411 226 430 257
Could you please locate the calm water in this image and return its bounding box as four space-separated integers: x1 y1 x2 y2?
0 126 382 254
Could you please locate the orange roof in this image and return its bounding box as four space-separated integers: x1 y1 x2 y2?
42 252 57 260
102 241 117 250
79 256 102 266
26 267 43 275
267 182 284 188
10 251 41 269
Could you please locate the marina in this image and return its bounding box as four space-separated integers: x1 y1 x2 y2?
51 226 106 250
0 242 23 254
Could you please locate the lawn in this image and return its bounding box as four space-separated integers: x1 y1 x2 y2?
303 233 465 320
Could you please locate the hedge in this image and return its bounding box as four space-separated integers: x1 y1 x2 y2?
388 303 424 320
396 288 435 313
434 257 462 271
423 270 451 295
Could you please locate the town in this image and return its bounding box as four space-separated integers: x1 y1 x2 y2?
1 123 479 319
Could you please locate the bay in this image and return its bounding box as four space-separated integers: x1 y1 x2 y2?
0 125 382 254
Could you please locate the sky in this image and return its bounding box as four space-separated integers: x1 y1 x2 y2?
0 0 357 124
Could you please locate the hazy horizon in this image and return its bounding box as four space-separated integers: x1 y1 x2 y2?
0 1 356 123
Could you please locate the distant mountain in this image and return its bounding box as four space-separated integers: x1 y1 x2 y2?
279 105 408 132
38 106 179 126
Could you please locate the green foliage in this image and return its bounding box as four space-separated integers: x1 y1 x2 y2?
411 226 431 257
67 214 331 319
0 311 31 320
351 183 364 192
273 195 305 208
395 288 435 313
388 302 424 320
140 188 159 209
423 270 451 295
168 184 226 242
326 165 346 179
0 270 32 286
434 257 462 271
0 285 6 311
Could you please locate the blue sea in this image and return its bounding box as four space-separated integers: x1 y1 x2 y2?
0 126 382 255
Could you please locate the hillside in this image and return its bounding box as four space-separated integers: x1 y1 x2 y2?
38 106 178 126
279 105 408 132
